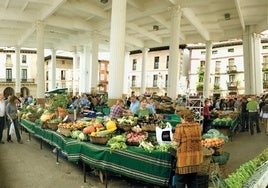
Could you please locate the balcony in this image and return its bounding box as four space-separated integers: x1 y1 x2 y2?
227 81 238 90
263 81 268 88
227 65 237 74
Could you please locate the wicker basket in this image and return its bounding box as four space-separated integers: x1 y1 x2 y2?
117 123 133 132
58 127 71 137
89 135 111 145
198 147 213 175
141 123 156 132
47 122 59 131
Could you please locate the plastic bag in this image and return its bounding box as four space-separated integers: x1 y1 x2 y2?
9 122 15 135
156 122 173 144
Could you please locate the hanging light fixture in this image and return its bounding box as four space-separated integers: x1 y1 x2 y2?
153 25 159 31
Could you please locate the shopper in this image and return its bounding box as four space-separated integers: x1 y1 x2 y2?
240 97 249 132
260 99 268 135
110 99 129 119
172 110 203 188
246 95 261 135
133 97 153 117
6 95 22 143
129 96 140 114
0 93 6 144
202 99 210 133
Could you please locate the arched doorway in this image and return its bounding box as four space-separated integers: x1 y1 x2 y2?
21 87 30 98
3 87 14 99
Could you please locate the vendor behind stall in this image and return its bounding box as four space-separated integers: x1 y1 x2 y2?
134 97 153 117
109 99 129 119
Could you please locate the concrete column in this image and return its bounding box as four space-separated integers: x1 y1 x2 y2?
91 31 99 92
108 0 127 103
243 26 262 95
253 34 263 95
203 41 212 98
51 48 56 90
36 21 45 104
15 46 21 97
140 48 148 95
72 47 78 95
167 6 182 99
80 45 91 94
123 51 130 95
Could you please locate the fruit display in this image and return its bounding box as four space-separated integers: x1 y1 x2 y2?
202 129 228 148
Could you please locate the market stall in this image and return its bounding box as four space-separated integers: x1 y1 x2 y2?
20 119 173 187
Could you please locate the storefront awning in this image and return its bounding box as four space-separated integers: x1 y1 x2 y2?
45 88 68 94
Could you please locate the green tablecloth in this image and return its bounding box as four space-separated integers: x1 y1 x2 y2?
20 119 173 186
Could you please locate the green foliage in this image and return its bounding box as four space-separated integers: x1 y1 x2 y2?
47 94 70 112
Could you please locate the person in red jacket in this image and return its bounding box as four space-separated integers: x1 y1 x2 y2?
202 99 210 133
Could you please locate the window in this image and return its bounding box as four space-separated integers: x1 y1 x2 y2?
21 69 27 81
154 56 159 69
165 75 168 87
131 76 136 87
22 55 26 63
100 73 105 81
46 71 49 80
228 58 235 66
100 63 105 70
263 46 268 50
212 50 217 54
153 75 158 87
132 59 137 70
263 56 268 64
214 76 220 84
6 68 12 81
61 70 66 80
6 54 11 64
46 83 49 91
228 48 234 53
215 61 221 73
229 75 235 82
166 56 169 69
200 60 205 68
264 73 268 81
201 51 206 55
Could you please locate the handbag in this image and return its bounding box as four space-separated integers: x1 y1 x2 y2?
156 122 173 144
262 112 268 118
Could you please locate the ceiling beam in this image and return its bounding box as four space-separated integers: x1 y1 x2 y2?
66 1 109 19
234 0 245 31
18 0 66 46
127 0 144 10
181 8 210 41
127 22 162 43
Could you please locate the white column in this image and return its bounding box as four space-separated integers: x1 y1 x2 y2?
72 47 78 95
253 34 263 95
50 48 56 90
123 51 130 95
80 45 91 94
203 41 212 98
140 48 148 95
91 31 99 92
36 21 45 101
15 46 21 96
167 6 182 99
243 26 262 95
108 0 127 100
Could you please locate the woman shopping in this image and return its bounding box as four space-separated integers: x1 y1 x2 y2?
6 95 23 143
260 98 268 135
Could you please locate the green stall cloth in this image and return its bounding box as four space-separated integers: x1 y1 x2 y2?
20 119 173 186
80 142 172 186
162 114 181 127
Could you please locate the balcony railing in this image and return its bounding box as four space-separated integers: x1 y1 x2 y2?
227 81 238 90
227 65 237 74
0 78 35 83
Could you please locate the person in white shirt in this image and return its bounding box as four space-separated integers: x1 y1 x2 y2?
0 93 6 144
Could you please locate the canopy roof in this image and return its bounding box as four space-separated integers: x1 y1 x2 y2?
0 0 267 52
45 88 68 94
